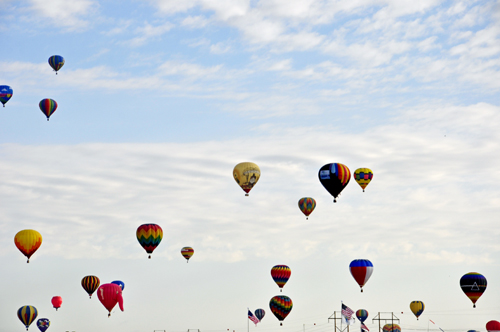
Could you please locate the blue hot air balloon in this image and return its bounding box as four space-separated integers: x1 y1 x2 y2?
0 85 13 107
111 280 125 291
37 318 50 332
48 55 65 74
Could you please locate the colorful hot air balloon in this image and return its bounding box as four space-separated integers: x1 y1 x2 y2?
233 162 261 196
271 265 291 292
409 301 424 320
81 275 100 299
181 247 194 262
460 272 487 308
486 320 500 332
298 197 316 220
14 229 42 263
51 296 62 311
18 305 38 331
354 168 373 192
356 309 368 323
39 99 58 121
136 223 163 259
255 309 265 321
111 280 125 291
36 318 50 332
318 163 351 202
48 55 65 74
349 259 373 292
270 295 292 326
383 324 401 332
0 85 13 107
97 283 124 317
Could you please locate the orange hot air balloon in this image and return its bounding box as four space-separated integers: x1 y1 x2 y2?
51 296 62 311
14 230 42 263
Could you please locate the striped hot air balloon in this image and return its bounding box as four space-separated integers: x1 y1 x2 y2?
318 163 351 202
39 98 58 121
460 272 487 308
82 275 100 299
349 259 373 292
255 309 265 321
14 230 42 263
48 55 65 74
356 309 368 323
18 305 38 330
181 247 194 262
298 197 316 220
136 224 163 259
271 265 291 292
269 295 293 326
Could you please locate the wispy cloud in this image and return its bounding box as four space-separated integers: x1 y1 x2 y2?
28 0 98 31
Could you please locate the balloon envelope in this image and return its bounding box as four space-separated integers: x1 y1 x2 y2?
18 305 38 330
356 309 368 323
0 85 13 107
383 324 401 332
14 229 42 263
271 265 291 291
409 301 424 319
181 247 194 262
349 259 373 292
354 168 373 192
39 99 58 121
111 280 125 291
269 295 292 326
97 283 124 317
51 296 62 310
298 197 316 219
136 224 163 258
255 309 265 321
460 272 487 307
81 275 100 298
318 163 351 202
36 318 50 332
486 320 500 332
48 55 65 73
233 162 260 196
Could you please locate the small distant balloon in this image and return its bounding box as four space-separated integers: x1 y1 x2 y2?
354 168 373 192
460 272 487 308
356 309 368 323
298 197 316 220
14 229 42 263
136 223 163 259
318 163 351 202
181 247 194 262
349 259 373 292
111 280 125 291
36 318 50 332
255 309 265 321
18 305 38 331
97 283 124 317
271 265 291 292
0 85 13 107
269 295 293 326
39 99 58 121
409 301 424 320
233 162 260 196
486 320 500 332
51 296 62 311
81 275 100 299
48 55 65 74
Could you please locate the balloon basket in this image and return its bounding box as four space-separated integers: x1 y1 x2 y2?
245 193 249 196
148 255 151 259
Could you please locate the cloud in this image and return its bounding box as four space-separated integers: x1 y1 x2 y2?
127 21 174 47
28 0 97 31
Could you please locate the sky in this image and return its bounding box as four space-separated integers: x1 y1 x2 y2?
1 0 500 331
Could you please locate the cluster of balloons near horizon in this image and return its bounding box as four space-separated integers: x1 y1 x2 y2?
1 55 64 120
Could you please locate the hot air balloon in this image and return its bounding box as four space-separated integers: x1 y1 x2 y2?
0 85 13 107
486 320 500 332
460 272 487 308
111 280 125 291
181 247 194 262
255 309 265 321
48 55 65 74
14 229 42 263
233 162 260 196
271 265 291 292
318 163 351 202
97 283 124 317
136 223 163 259
269 295 292 326
39 99 58 121
354 168 373 192
349 259 373 292
18 305 38 331
383 324 401 332
356 309 368 323
36 318 50 332
81 275 100 298
298 197 316 220
51 296 62 311
409 301 424 320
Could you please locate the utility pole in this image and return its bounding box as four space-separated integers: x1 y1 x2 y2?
328 311 349 332
371 312 400 332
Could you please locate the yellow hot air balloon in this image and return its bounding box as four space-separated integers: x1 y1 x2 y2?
14 230 42 263
233 162 260 196
410 301 425 320
354 168 373 192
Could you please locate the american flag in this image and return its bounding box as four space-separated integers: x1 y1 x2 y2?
341 303 355 325
248 309 260 325
360 322 369 331
429 319 445 332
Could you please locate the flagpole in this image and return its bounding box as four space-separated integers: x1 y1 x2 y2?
247 308 249 332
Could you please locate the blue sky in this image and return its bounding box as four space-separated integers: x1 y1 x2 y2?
1 1 500 332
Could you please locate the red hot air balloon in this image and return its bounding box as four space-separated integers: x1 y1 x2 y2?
51 296 62 311
486 320 500 332
271 265 291 292
97 283 124 317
